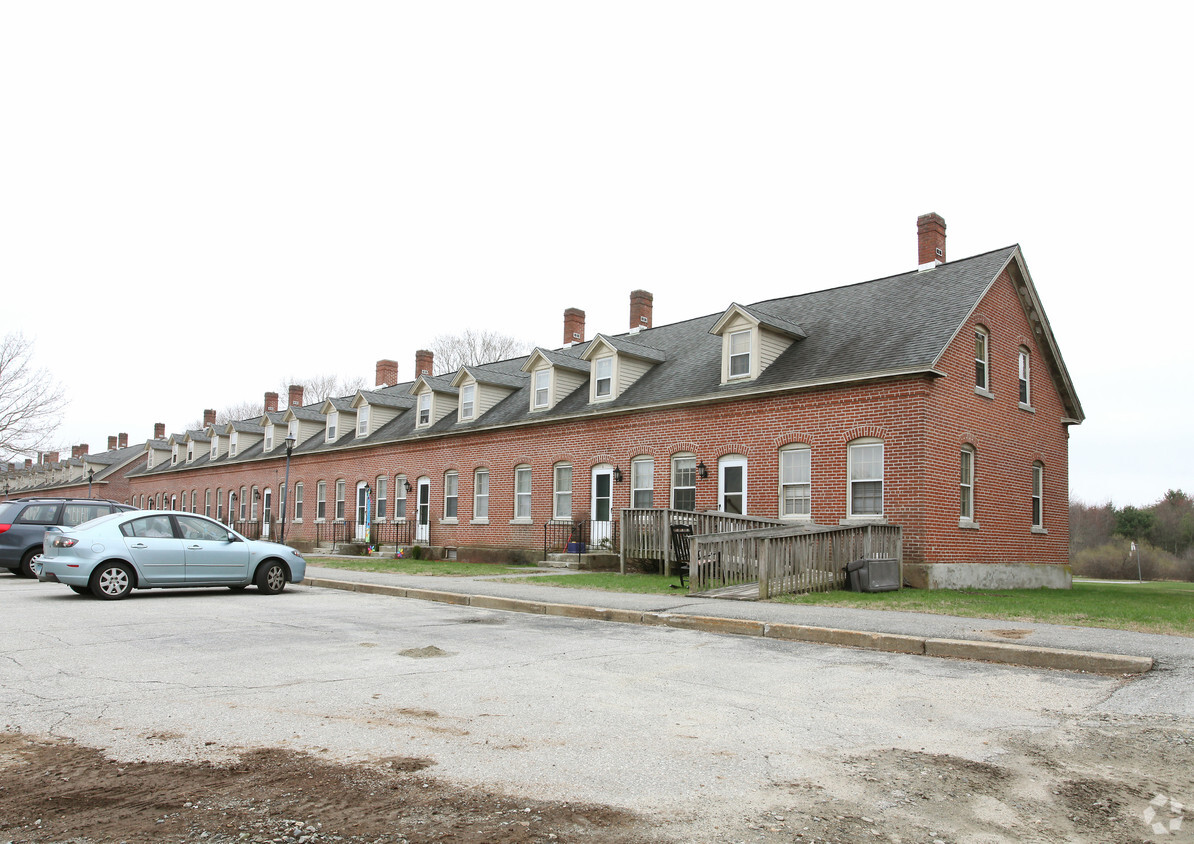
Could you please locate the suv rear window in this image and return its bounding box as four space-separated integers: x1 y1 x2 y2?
16 503 61 525
62 503 112 526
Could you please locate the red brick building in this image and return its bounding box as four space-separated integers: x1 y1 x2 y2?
24 215 1082 588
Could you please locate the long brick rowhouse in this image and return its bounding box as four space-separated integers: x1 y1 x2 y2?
7 215 1082 588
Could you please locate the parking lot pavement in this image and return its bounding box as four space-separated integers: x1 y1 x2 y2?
3 575 1192 842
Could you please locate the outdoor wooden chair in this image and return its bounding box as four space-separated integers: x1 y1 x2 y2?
669 523 693 588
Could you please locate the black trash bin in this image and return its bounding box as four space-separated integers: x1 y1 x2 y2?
844 557 900 592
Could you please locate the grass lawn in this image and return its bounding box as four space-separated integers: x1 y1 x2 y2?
305 557 534 577
504 572 691 594
770 579 1194 637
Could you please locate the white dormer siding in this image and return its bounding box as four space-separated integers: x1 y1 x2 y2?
412 383 456 429
448 369 521 422
579 335 663 403
281 409 323 447
710 304 804 385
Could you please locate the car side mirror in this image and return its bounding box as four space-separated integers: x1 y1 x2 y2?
226 532 240 542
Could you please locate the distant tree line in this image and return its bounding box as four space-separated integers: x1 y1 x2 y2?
1070 490 1194 581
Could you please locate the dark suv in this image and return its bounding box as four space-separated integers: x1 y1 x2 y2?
0 498 136 578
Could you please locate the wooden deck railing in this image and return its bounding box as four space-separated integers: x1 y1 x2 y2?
690 522 903 597
619 508 783 575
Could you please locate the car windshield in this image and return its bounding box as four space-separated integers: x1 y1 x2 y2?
62 503 110 527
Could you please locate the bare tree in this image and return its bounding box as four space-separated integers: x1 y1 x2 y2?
430 329 532 375
280 374 367 404
0 332 68 463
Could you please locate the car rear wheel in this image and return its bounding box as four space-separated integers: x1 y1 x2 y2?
91 563 134 600
255 561 287 595
69 585 91 596
18 549 39 578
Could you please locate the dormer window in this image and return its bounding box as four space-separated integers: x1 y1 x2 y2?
460 384 475 420
326 411 338 442
171 445 179 465
264 428 274 451
211 437 219 459
147 450 154 469
357 406 370 437
288 420 298 441
594 357 613 399
229 432 238 457
728 330 751 378
534 369 550 409
418 393 431 426
186 444 194 462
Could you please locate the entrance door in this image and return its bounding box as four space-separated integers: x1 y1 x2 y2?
591 465 613 547
261 488 272 538
416 478 430 543
355 482 370 541
719 455 747 515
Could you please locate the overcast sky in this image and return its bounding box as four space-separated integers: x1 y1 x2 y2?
3 2 1191 507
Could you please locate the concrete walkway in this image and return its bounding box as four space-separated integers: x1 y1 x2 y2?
300 563 1190 676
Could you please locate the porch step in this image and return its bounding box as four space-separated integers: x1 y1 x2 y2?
544 553 581 569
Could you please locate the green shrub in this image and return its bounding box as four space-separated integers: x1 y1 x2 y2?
411 545 423 560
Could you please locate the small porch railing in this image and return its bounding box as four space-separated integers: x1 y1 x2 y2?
619 508 783 576
544 519 620 556
314 520 417 551
690 522 903 597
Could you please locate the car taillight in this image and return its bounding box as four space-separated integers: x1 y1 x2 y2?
0 524 10 533
51 537 78 548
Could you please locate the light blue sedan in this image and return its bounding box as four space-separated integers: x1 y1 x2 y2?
35 510 306 600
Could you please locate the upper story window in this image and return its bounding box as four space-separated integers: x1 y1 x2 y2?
553 463 572 520
186 444 194 462
671 454 696 511
594 357 613 399
975 328 990 393
171 445 179 465
1019 348 1032 407
229 432 238 457
631 456 654 508
264 427 274 451
848 439 883 518
287 420 298 441
533 369 550 409
960 446 975 522
358 406 370 437
147 450 154 469
779 445 811 518
418 393 431 426
460 384 475 420
326 411 338 442
210 436 219 459
728 330 751 378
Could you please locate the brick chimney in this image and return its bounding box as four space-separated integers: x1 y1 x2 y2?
415 350 434 378
376 359 398 387
917 212 946 270
118 432 128 449
264 392 279 413
288 384 304 407
25 459 33 469
108 435 118 451
563 308 585 345
630 290 653 330
69 446 78 459
78 444 88 456
47 451 60 463
203 409 216 427
153 422 165 440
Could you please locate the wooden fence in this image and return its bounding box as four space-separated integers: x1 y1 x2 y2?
619 508 783 575
690 522 903 597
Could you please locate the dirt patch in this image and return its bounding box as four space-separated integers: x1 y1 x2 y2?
984 628 1035 640
0 732 654 844
399 646 453 659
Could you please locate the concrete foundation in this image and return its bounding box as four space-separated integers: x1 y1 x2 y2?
903 562 1072 590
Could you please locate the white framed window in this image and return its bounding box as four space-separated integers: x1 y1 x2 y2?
147 450 154 469
191 491 197 513
848 439 883 517
171 494 177 510
728 330 751 378
216 488 223 521
1032 462 1044 529
719 455 747 515
358 406 370 437
264 427 273 451
960 446 975 521
294 482 304 521
211 437 218 459
186 444 193 462
375 476 387 519
444 471 458 519
1019 348 1032 406
287 420 298 442
262 488 272 526
553 463 572 520
326 412 338 442
418 393 431 426
975 327 989 392
594 357 613 399
171 446 178 466
205 489 211 517
335 480 346 520
474 469 489 520
671 454 697 511
533 369 550 409
394 475 407 519
250 486 259 521
460 384 476 420
631 457 654 508
239 486 247 521
229 432 238 457
316 481 327 521
514 465 532 520
779 445 811 518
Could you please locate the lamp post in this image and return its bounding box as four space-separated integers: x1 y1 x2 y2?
280 433 295 543
87 468 94 499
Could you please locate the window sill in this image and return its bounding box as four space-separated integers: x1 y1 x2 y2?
1031 526 1048 535
470 518 490 525
974 386 994 399
839 516 887 525
1019 402 1035 413
779 515 813 522
292 519 303 524
509 518 533 525
439 518 458 525
958 519 980 530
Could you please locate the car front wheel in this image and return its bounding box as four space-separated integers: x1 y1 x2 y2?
255 561 288 595
91 563 134 600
